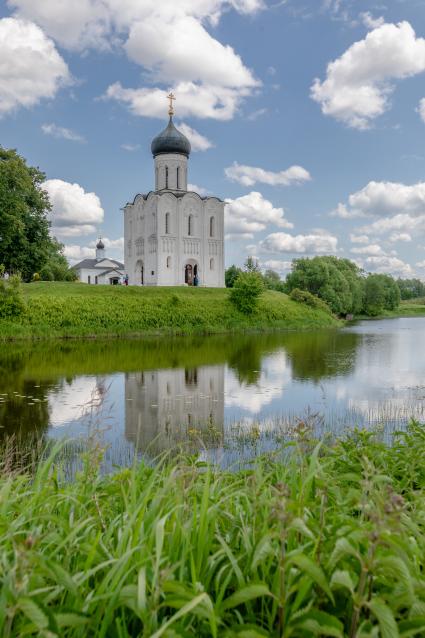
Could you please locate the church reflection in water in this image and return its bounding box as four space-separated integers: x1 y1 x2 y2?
124 365 224 456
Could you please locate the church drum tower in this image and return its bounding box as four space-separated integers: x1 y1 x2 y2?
123 94 225 287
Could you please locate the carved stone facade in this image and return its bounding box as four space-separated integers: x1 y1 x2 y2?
123 117 225 287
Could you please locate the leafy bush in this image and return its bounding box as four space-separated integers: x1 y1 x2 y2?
285 256 403 316
0 275 26 319
40 266 54 281
285 256 365 315
263 268 285 292
225 265 242 288
290 287 332 314
364 274 400 316
230 271 265 314
397 277 425 300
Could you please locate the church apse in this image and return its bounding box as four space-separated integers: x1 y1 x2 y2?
124 365 225 457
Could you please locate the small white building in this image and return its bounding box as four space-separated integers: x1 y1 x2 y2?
123 95 225 287
73 239 125 285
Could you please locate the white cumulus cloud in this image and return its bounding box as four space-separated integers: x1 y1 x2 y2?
43 179 104 238
259 231 338 255
360 12 385 30
311 21 425 129
360 214 425 237
350 233 369 244
42 123 85 142
351 244 386 256
177 122 214 151
19 0 263 121
9 0 265 51
124 13 257 89
188 183 210 196
361 256 413 277
261 259 292 274
0 17 69 116
389 232 412 243
105 82 250 121
64 236 124 264
225 191 293 238
334 181 425 226
63 244 94 263
225 162 311 187
418 98 425 124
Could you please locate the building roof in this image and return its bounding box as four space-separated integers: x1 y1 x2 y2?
151 116 191 158
73 258 124 270
97 268 125 276
124 190 223 207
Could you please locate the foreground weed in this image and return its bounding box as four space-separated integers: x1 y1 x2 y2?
1 423 425 636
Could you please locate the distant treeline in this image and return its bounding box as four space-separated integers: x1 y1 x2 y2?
226 256 423 317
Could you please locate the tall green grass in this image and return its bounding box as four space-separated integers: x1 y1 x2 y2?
0 282 339 340
2 423 425 636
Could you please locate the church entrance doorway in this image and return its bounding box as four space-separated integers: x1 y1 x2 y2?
185 262 198 286
135 260 144 285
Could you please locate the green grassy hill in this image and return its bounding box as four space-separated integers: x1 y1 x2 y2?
0 282 339 340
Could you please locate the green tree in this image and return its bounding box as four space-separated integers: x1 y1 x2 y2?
364 274 387 316
397 277 425 300
244 256 261 273
285 256 364 315
263 268 285 292
230 271 265 314
43 238 77 281
0 273 26 319
0 147 61 281
364 274 400 316
225 265 242 288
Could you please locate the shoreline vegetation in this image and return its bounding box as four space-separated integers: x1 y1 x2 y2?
0 282 340 341
2 423 425 636
1 282 425 343
358 299 425 319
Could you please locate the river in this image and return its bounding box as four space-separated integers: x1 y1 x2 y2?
1 317 425 467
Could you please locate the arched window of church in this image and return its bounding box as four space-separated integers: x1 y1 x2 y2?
155 167 159 188
188 214 193 236
177 167 180 189
165 166 169 189
166 256 171 268
210 258 214 270
209 216 215 237
165 212 170 234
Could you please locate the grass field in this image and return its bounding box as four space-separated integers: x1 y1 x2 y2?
397 300 425 315
2 423 425 636
0 282 339 340
353 300 425 321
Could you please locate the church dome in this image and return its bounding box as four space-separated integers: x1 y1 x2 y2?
151 116 191 158
96 238 105 250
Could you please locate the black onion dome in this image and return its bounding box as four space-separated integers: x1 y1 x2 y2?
96 238 105 250
151 117 191 157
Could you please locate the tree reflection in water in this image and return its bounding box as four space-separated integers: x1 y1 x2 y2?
0 330 361 460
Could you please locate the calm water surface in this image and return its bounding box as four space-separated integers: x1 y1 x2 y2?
1 317 425 466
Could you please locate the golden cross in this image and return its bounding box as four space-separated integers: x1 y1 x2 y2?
167 91 176 116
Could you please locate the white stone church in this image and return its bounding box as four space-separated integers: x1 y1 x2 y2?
123 95 225 287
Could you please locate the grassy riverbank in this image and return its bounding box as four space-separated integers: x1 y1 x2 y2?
353 300 425 321
2 423 425 636
0 282 339 341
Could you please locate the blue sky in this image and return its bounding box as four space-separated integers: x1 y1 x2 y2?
1 0 425 278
